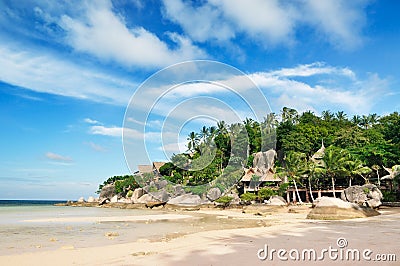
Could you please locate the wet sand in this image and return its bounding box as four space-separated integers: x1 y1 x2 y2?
0 206 399 265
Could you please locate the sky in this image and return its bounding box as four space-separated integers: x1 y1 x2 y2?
0 0 399 199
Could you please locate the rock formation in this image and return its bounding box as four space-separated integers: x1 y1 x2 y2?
307 197 380 220
253 149 276 174
167 194 202 206
206 187 222 201
341 184 383 208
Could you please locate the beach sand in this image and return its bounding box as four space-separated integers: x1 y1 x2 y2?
0 206 399 265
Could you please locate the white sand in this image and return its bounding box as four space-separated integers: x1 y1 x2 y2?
1 207 399 266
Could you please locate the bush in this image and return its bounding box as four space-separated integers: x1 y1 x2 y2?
382 190 397 202
215 196 233 207
148 186 158 192
258 188 276 200
277 183 290 197
240 192 257 202
126 190 133 198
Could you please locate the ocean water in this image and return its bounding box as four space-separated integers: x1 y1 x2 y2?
0 200 262 255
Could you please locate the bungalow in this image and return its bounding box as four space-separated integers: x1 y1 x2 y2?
241 167 281 193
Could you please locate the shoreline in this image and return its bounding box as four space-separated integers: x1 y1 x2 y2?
1 204 399 265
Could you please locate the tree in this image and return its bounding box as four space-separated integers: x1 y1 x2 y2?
187 131 200 152
346 159 372 186
322 110 334 121
278 151 308 204
200 126 209 142
321 146 351 197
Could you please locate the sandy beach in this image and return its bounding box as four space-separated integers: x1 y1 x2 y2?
0 205 399 266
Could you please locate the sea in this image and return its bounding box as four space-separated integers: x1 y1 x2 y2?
0 200 258 256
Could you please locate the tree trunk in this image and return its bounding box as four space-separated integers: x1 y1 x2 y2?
376 169 380 187
331 177 336 198
308 178 315 202
349 177 352 187
293 179 303 204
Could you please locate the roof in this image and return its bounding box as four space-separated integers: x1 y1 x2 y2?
138 165 153 173
241 167 281 182
311 141 325 161
153 162 166 173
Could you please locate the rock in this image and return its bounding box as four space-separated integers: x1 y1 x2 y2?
99 198 110 205
137 192 166 208
132 188 145 203
87 196 96 203
77 197 85 203
253 149 276 174
172 185 185 197
207 187 222 201
155 180 168 190
110 195 119 203
149 191 170 202
167 194 202 206
307 197 380 220
268 195 287 206
225 192 240 205
99 184 116 199
341 184 383 208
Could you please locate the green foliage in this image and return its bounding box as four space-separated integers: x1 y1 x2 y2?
363 187 370 194
277 183 290 197
258 188 277 200
215 196 234 207
126 190 133 198
184 185 207 196
148 186 158 192
382 190 397 202
97 175 139 194
240 192 257 202
159 162 175 176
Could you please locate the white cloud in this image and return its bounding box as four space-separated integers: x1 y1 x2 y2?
86 142 106 152
84 118 101 124
45 152 72 162
60 0 207 68
301 0 367 50
0 44 135 105
162 0 368 49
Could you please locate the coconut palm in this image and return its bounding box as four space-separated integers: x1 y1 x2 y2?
321 146 351 197
199 126 209 142
346 159 372 186
187 131 199 152
217 120 228 135
322 110 334 121
335 111 347 123
278 151 308 204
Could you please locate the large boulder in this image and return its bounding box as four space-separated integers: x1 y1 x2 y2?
307 197 380 220
341 184 383 208
268 195 287 206
167 194 202 206
155 180 168 190
136 194 157 204
87 196 96 203
132 188 145 203
150 191 170 202
110 195 119 203
253 149 276 173
99 184 116 200
207 187 222 201
77 197 85 203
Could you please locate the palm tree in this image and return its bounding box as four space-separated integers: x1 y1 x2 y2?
281 107 298 124
346 159 372 186
187 131 199 152
278 151 308 204
306 159 325 202
321 146 351 197
200 126 209 142
368 113 380 126
360 115 371 129
351 115 362 126
322 110 334 121
335 111 347 123
217 121 228 135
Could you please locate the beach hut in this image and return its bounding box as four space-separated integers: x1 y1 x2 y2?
241 167 281 193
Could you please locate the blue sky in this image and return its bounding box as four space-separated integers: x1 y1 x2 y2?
0 0 399 199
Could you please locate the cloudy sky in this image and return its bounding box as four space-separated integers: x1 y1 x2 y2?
1 0 399 199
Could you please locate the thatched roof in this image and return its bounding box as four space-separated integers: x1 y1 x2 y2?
259 169 281 182
241 167 281 182
153 162 166 173
311 141 325 162
138 165 153 173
